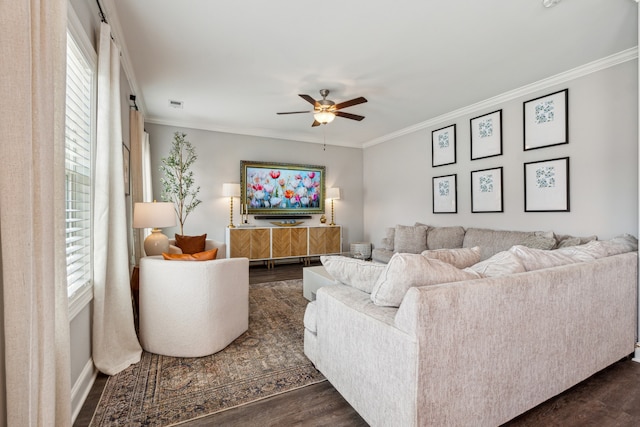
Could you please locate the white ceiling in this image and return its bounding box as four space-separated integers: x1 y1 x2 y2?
103 0 637 148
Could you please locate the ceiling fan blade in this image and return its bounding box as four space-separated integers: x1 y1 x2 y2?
334 96 367 110
276 111 311 115
335 111 365 121
311 120 322 127
299 94 318 107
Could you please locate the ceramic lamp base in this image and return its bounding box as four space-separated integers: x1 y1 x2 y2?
144 229 170 256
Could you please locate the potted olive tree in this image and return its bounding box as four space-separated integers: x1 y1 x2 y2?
160 132 202 235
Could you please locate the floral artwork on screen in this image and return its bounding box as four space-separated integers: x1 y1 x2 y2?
241 161 326 215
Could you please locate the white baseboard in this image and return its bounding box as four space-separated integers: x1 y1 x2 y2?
71 359 97 424
633 343 640 363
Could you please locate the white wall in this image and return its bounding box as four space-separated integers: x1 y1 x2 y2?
364 60 639 247
145 124 365 251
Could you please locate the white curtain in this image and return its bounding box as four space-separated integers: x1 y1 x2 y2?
130 109 146 264
0 0 72 425
93 22 142 375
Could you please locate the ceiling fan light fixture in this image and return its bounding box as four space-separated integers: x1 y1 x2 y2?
314 111 335 124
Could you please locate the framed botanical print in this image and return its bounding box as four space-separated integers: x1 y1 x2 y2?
432 174 457 213
524 157 569 212
523 89 568 151
470 110 502 160
432 124 456 167
471 166 503 213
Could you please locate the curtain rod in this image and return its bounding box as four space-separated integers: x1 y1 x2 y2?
96 0 108 23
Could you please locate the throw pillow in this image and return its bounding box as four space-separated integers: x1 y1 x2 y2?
421 246 481 269
554 241 604 262
465 251 525 277
320 255 385 294
174 233 207 254
508 245 575 271
520 234 556 250
554 233 597 248
426 226 465 249
381 227 396 251
597 234 638 256
394 224 428 254
162 248 218 261
370 253 479 307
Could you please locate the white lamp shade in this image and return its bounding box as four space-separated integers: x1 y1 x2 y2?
133 202 176 229
326 187 341 200
222 183 241 198
314 111 335 124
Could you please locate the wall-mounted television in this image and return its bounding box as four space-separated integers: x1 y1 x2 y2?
240 160 325 215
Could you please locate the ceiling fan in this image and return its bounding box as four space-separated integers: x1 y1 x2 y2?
277 89 367 127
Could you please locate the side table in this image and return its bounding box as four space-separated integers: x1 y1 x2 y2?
303 265 336 301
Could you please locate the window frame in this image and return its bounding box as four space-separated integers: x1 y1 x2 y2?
66 7 97 319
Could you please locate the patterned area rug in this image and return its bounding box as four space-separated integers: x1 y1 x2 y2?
89 279 325 426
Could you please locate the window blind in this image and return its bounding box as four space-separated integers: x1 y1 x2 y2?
65 32 94 298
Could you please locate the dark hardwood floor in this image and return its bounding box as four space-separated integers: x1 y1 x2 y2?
74 260 640 427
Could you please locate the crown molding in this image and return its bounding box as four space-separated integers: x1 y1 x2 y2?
362 47 638 148
144 117 363 149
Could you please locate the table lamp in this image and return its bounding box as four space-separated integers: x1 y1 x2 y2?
326 187 341 226
133 201 176 256
223 183 241 228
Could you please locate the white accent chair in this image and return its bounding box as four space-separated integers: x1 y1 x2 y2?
138 254 249 357
167 238 226 259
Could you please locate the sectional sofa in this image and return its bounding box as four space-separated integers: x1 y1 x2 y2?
303 225 638 426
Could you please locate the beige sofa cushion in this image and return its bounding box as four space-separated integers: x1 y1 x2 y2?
509 245 576 271
427 226 465 249
463 227 536 261
371 253 480 307
554 240 607 261
421 246 481 269
465 250 525 277
321 255 386 294
394 224 428 253
598 234 638 256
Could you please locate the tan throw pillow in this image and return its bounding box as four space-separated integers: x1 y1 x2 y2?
508 245 575 271
465 251 525 277
174 233 207 254
554 241 608 262
520 234 556 250
162 248 218 261
394 224 428 254
371 253 480 307
421 246 481 269
320 256 385 294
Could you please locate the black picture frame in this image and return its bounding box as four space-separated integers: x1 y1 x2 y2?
523 89 568 151
524 157 570 212
471 166 503 213
431 124 456 167
470 110 503 160
432 174 457 214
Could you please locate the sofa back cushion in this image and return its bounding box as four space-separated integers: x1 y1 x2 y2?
320 255 386 294
371 253 480 307
509 245 576 271
426 226 465 250
421 246 481 269
394 224 429 253
463 228 536 261
465 250 525 277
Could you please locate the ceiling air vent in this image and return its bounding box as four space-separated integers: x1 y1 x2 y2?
168 99 184 109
